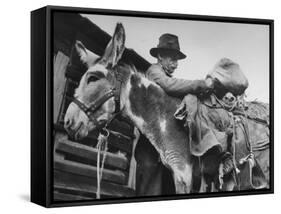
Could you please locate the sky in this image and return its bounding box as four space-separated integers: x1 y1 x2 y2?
82 14 270 102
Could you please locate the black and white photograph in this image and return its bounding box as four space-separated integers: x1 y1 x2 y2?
51 9 272 203
29 6 273 207
2 0 281 212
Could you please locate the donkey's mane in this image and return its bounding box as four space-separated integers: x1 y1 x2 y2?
116 62 144 80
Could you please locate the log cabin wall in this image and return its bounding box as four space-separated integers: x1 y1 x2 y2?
52 12 150 201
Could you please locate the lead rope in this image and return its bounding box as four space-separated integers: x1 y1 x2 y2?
239 97 257 189
96 129 109 199
218 112 240 190
232 113 242 190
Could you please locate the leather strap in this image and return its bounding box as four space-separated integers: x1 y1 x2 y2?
72 90 115 119
72 72 123 122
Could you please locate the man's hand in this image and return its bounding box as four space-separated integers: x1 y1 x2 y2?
196 77 214 96
205 77 214 89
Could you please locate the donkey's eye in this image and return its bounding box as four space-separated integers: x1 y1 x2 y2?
87 75 99 84
86 71 105 84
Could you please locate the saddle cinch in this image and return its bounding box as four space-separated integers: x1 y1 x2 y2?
174 58 269 189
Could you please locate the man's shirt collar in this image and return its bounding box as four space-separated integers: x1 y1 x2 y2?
157 63 173 77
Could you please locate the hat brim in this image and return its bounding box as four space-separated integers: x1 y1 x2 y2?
150 48 186 60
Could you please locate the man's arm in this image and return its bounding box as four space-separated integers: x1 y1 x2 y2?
146 65 211 97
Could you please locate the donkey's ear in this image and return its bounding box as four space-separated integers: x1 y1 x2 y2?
74 41 99 68
100 23 125 68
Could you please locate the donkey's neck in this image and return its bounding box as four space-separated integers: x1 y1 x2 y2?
121 70 179 124
119 69 190 167
120 72 150 130
120 70 179 137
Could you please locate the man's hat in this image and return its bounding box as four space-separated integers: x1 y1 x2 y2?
150 33 186 60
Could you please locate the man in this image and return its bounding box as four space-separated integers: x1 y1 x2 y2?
146 33 214 97
135 33 227 195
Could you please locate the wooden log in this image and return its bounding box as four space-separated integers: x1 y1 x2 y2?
53 51 69 123
53 125 133 154
54 158 127 185
54 170 135 198
56 139 128 170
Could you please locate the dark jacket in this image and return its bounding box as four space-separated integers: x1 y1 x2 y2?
146 63 210 97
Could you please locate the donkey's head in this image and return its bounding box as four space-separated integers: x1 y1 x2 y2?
64 23 126 140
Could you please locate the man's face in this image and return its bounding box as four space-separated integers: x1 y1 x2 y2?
159 55 179 75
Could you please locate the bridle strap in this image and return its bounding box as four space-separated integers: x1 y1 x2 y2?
72 76 122 122
114 71 124 113
72 90 115 119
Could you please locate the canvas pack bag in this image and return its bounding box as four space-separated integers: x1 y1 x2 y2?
207 58 249 96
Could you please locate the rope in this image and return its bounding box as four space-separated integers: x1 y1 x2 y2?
96 129 109 199
242 110 253 153
212 93 268 126
213 94 237 111
94 111 121 199
231 114 241 175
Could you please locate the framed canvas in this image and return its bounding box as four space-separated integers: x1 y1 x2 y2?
31 5 274 207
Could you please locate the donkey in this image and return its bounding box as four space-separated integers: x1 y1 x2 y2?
64 23 193 194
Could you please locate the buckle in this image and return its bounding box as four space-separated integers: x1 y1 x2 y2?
100 128 110 137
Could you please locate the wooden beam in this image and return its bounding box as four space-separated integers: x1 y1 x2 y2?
54 158 127 185
54 12 150 74
53 124 133 154
56 139 128 170
53 52 69 123
54 170 135 198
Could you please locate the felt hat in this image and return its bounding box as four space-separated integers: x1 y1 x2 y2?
150 33 186 60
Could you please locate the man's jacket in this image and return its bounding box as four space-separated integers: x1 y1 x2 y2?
146 63 210 97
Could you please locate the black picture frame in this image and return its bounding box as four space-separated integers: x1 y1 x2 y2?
31 5 274 208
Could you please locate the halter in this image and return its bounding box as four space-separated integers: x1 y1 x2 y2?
72 71 123 129
71 70 125 199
